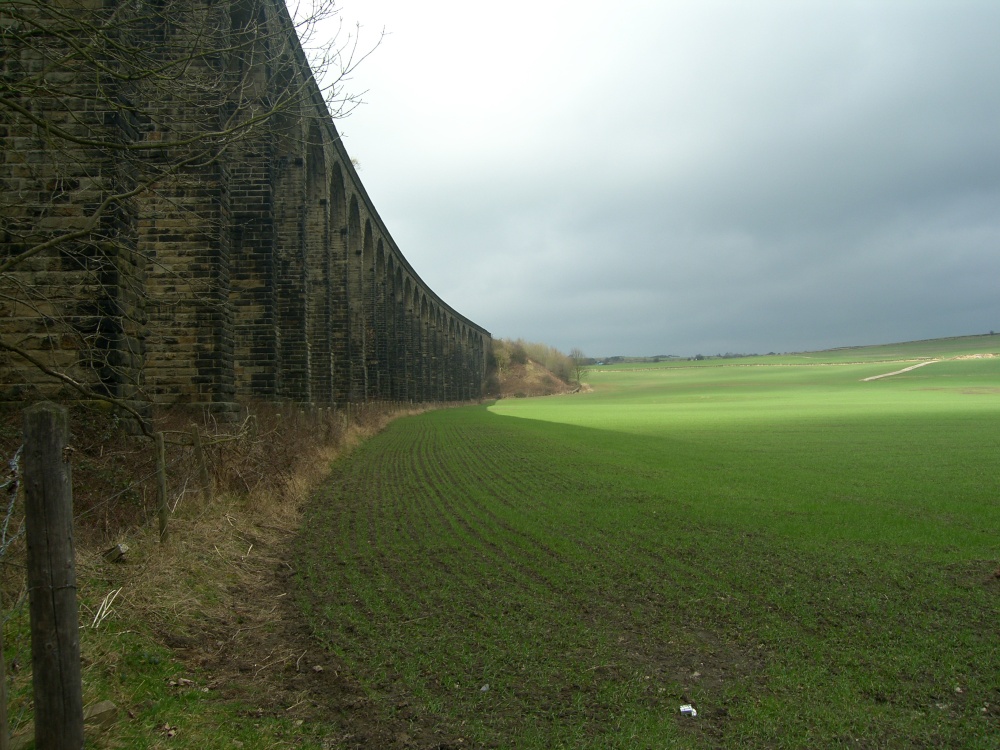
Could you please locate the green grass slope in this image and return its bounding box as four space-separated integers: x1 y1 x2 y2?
296 338 1000 748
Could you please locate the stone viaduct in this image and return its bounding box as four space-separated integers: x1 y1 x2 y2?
0 0 490 413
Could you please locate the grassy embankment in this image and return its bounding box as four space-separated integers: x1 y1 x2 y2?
1 403 417 749
296 334 1000 748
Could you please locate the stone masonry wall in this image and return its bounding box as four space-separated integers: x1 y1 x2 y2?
0 0 490 411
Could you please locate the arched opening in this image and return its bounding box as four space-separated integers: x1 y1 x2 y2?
346 195 363 401
418 294 430 401
227 0 277 401
329 162 349 403
361 220 375 400
305 123 329 402
402 278 415 401
271 80 308 401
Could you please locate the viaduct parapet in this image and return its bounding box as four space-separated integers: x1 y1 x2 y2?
0 0 490 412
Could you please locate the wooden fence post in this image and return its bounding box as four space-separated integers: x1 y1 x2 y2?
155 432 168 543
189 425 213 505
0 591 8 750
23 402 84 750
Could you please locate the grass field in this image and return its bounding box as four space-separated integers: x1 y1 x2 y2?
295 335 1000 748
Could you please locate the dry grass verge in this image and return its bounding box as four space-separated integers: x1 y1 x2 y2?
0 400 441 748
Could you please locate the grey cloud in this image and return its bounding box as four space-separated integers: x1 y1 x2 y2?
334 0 1000 356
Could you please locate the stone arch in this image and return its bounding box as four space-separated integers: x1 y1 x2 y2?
454 322 465 400
403 278 417 400
228 0 269 99
361 220 375 400
464 327 476 399
346 195 363 401
472 328 486 398
382 252 397 400
445 316 458 401
373 238 389 400
393 267 407 400
0 0 493 412
271 71 308 401
135 1 246 407
418 294 431 401
329 162 350 403
428 306 441 401
432 306 443 400
227 8 278 400
305 122 330 402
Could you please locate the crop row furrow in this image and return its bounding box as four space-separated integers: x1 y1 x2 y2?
429 420 598 562
348 431 453 624
441 428 606 559
401 420 705 639
410 425 640 645
405 432 547 599
314 436 434 629
420 425 739 641
426 424 584 558
344 423 520 626
377 423 610 656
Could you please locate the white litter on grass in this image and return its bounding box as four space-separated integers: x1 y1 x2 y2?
480 684 489 692
679 704 698 717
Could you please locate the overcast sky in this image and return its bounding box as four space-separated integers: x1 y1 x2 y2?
324 0 1000 358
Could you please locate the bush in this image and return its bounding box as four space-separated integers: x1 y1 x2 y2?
509 342 529 365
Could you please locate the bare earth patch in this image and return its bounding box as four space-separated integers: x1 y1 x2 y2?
860 359 941 381
119 501 421 748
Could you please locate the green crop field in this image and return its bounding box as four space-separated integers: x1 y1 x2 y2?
295 335 1000 748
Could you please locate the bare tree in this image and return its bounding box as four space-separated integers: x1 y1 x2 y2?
0 0 378 427
570 347 589 387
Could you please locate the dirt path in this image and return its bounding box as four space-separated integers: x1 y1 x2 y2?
860 359 941 381
180 519 410 748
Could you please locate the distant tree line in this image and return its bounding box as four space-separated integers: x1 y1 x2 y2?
600 355 678 364
688 352 761 362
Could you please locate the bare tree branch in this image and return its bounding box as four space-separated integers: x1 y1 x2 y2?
1 0 380 422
